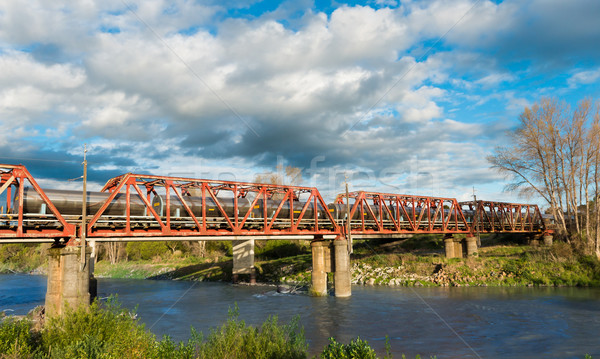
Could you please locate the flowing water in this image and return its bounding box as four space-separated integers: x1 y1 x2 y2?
1 274 599 358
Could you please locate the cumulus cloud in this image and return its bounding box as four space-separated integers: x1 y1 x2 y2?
0 0 598 203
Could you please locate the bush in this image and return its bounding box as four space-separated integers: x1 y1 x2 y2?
205 241 233 257
0 243 46 272
255 240 308 260
126 241 170 261
196 306 307 359
41 298 156 358
0 317 39 357
0 300 312 359
320 337 378 359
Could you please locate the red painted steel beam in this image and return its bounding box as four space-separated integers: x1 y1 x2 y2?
87 173 340 239
335 191 472 235
459 200 547 234
0 164 76 242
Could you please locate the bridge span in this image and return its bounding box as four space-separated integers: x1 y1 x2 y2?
0 164 552 316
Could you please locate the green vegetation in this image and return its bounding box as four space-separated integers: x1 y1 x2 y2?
2 236 600 288
347 236 600 287
0 300 307 359
0 300 438 359
0 244 48 273
320 337 379 359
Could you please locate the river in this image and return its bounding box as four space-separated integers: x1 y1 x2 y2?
1 274 599 358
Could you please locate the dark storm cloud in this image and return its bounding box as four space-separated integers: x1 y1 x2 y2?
0 144 139 185
447 0 600 70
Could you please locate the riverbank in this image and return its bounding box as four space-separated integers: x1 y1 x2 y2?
3 237 600 287
92 238 600 288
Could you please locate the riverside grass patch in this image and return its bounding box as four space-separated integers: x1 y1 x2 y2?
0 299 452 359
0 299 308 359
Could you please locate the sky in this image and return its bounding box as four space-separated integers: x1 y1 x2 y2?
1 0 599 205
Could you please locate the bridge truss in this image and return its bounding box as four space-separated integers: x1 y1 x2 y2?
87 173 339 241
334 191 472 237
0 164 550 244
459 200 546 234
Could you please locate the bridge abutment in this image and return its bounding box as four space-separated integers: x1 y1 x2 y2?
232 239 256 284
45 246 92 318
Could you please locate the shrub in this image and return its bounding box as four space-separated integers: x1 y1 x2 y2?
320 337 378 359
0 243 46 272
205 241 233 257
0 317 39 357
196 306 307 359
41 298 156 358
256 240 308 260
126 241 170 260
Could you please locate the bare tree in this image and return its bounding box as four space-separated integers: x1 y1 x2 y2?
488 97 600 257
254 164 302 186
104 242 123 264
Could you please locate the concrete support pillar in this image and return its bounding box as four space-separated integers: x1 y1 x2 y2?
466 236 478 256
311 240 328 296
529 237 540 246
333 239 351 298
444 236 455 258
453 238 464 258
543 235 553 246
232 239 255 284
45 246 91 318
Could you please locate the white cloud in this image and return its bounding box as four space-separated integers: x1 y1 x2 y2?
568 68 600 88
0 0 597 203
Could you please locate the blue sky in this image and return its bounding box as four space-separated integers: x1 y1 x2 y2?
0 0 599 205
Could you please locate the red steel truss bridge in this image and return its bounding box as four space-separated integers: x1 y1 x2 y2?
0 164 550 245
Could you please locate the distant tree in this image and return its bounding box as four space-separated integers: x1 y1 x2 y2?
254 164 302 186
103 242 124 265
488 98 600 257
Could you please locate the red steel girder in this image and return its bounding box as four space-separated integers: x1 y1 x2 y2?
87 173 340 239
0 164 76 241
459 200 547 234
335 191 471 235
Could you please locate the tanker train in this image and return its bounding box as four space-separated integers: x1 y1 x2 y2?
10 187 473 231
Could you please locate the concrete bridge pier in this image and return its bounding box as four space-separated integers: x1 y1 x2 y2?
444 235 455 258
444 235 466 258
311 237 351 297
45 246 92 318
543 235 553 246
333 239 351 297
232 239 256 284
310 239 329 296
444 236 478 258
465 236 478 256
528 235 541 246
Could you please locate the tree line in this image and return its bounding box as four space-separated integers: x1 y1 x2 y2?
488 97 600 257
